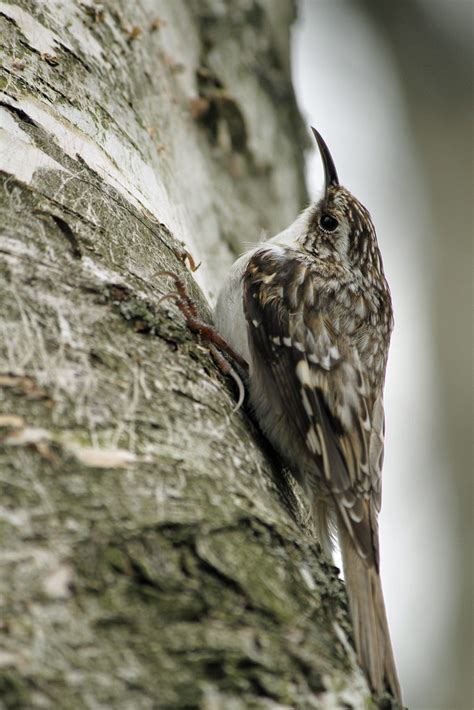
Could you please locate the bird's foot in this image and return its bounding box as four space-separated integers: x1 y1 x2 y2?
173 242 201 273
158 271 248 411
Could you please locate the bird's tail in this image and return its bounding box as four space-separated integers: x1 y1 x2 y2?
339 526 403 706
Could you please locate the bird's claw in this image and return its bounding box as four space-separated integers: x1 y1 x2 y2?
158 271 248 411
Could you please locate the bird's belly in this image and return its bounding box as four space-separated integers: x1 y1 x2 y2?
214 253 252 364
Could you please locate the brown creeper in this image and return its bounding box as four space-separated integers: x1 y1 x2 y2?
214 128 402 704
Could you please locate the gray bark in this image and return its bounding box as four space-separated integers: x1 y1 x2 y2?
0 2 375 708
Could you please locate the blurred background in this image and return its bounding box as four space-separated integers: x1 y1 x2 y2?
292 1 472 708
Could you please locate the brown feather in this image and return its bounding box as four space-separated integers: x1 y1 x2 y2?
239 179 400 704
243 246 379 564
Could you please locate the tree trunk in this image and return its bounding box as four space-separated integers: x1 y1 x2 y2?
0 2 375 708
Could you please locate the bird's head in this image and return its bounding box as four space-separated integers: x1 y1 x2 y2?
300 128 382 275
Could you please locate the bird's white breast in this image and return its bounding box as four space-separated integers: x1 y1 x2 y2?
214 250 253 365
213 207 312 367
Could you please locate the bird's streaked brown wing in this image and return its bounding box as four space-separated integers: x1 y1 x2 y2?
243 247 381 567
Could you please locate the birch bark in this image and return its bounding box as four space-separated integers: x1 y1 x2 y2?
0 2 374 707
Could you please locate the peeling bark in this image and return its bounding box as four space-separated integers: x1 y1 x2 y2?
1 2 377 708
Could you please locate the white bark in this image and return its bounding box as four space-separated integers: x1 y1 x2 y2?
0 2 379 708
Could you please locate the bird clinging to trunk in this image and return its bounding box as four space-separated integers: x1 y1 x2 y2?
213 127 402 705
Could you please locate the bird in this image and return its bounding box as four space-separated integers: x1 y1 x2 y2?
211 127 403 705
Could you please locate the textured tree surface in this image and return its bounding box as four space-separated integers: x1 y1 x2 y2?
0 1 379 708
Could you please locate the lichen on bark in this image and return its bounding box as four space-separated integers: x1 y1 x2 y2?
0 1 377 708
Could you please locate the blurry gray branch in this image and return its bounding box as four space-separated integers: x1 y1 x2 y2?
355 1 473 706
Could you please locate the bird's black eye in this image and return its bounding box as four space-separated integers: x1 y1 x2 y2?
319 214 339 232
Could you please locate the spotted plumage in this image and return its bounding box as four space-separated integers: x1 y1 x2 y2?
214 129 402 705
243 239 391 567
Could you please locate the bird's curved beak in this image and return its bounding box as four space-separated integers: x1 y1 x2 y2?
311 127 339 194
